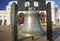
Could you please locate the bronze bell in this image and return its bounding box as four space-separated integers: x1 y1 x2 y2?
19 7 45 37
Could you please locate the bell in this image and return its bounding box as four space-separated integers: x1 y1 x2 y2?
19 7 45 37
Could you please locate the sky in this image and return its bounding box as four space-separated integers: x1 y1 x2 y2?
0 0 60 10
54 0 60 9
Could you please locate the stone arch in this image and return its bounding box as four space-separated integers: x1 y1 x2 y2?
18 13 24 24
40 12 45 23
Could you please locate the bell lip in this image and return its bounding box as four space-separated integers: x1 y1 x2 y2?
19 31 46 37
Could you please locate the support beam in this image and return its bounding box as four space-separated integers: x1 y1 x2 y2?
11 3 18 41
46 2 53 41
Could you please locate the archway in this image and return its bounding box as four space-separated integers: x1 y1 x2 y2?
40 12 45 23
18 13 24 24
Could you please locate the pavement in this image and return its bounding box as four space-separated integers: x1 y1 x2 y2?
0 25 12 41
55 35 60 41
0 23 60 41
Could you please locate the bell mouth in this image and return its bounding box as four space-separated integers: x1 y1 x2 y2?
19 31 44 37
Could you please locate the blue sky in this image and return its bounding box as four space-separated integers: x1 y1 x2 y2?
0 0 14 10
0 0 60 10
54 0 60 9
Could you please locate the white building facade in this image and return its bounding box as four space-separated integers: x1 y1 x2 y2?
0 3 11 25
0 10 11 25
46 1 58 24
56 10 60 23
0 1 58 25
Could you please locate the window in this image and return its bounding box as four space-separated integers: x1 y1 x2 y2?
4 20 7 25
25 2 30 7
34 2 39 7
0 20 2 25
